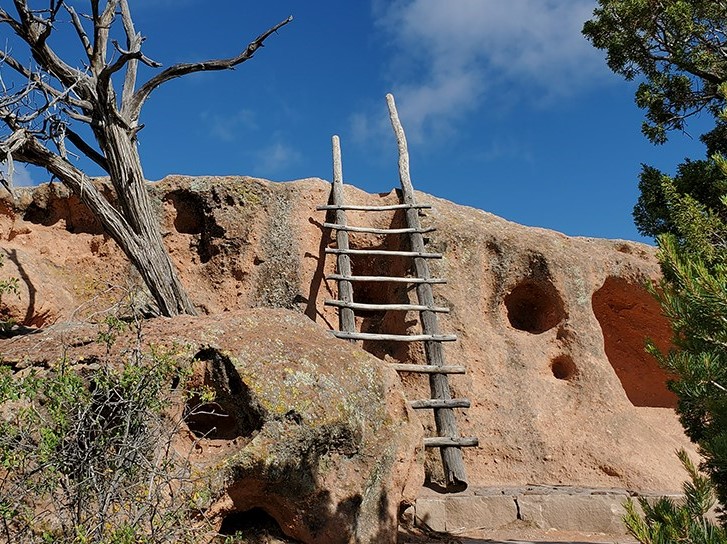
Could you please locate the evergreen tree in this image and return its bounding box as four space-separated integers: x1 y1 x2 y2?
585 0 727 530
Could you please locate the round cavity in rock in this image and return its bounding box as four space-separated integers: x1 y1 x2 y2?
504 279 566 334
185 401 237 439
165 190 204 235
551 355 577 381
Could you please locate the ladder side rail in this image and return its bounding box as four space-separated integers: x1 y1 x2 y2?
331 135 356 338
387 93 469 491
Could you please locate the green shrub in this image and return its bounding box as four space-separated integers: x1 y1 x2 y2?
0 320 208 543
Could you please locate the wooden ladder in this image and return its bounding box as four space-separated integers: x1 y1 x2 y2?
317 94 478 491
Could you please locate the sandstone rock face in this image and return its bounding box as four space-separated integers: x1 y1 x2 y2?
0 175 696 497
1 309 424 543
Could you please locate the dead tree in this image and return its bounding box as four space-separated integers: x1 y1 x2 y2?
0 1 292 316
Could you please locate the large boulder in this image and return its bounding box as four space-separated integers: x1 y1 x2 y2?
0 309 424 543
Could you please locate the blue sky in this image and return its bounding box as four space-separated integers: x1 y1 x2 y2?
5 1 716 242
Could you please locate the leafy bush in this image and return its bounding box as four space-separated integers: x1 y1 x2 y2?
0 319 210 543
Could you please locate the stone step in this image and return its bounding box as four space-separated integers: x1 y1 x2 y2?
409 485 685 536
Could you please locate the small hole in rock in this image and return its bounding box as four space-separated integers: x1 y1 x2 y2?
186 401 236 439
551 355 577 381
504 278 566 334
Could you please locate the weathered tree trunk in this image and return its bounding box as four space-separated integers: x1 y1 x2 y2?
96 124 196 316
0 2 292 317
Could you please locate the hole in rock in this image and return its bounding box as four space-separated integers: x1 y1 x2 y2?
218 507 299 542
592 276 677 408
504 278 566 334
184 349 264 440
551 355 577 381
165 190 204 234
164 190 224 263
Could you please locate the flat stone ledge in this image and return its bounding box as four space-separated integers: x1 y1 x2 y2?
517 493 629 534
413 486 685 535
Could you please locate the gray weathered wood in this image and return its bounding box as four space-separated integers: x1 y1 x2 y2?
387 92 470 490
325 248 443 258
317 203 432 211
331 331 457 342
325 274 446 284
409 398 471 409
323 222 436 235
0 3 292 317
424 437 479 448
330 135 355 339
389 363 465 374
325 300 450 313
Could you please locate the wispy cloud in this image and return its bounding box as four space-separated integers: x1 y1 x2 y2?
253 141 302 177
201 109 257 142
360 0 606 143
0 162 36 187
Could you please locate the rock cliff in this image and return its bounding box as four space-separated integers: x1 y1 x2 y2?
0 175 697 539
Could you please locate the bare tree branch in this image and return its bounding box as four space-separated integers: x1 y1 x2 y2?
127 15 293 118
0 2 291 316
63 125 109 172
5 2 95 100
7 129 131 244
0 51 93 112
63 3 93 60
119 0 139 107
91 0 120 75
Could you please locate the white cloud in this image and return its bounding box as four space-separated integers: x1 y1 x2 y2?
0 162 36 187
201 109 257 142
253 141 302 176
363 0 606 142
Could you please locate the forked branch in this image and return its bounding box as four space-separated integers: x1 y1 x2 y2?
127 15 293 118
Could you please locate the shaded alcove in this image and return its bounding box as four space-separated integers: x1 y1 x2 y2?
592 276 677 408
218 507 300 543
504 278 566 334
164 189 224 263
184 348 264 440
346 216 418 363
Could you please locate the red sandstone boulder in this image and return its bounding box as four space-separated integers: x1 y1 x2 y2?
0 309 424 543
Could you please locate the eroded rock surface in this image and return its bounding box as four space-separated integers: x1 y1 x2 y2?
0 175 697 499
1 309 423 543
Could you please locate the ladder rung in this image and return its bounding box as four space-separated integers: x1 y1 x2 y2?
410 398 471 409
331 331 457 342
424 437 479 448
325 248 443 258
325 300 449 313
326 274 446 284
317 204 432 211
389 363 464 374
322 223 435 235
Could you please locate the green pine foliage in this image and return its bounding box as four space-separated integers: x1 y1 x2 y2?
624 450 726 544
648 231 727 512
585 1 727 540
583 0 727 144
